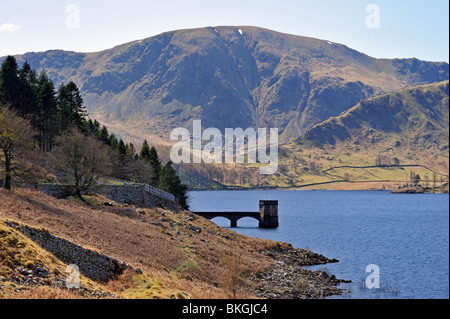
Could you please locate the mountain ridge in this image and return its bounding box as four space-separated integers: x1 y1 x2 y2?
298 80 449 147
5 26 448 145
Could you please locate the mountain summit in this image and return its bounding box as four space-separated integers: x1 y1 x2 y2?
11 26 449 143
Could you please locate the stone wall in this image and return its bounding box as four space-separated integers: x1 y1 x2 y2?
37 184 71 199
16 224 135 282
38 183 177 209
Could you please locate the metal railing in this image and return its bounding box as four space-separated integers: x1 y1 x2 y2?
144 184 176 202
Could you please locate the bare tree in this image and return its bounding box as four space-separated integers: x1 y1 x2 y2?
52 128 113 200
0 106 36 189
219 252 246 299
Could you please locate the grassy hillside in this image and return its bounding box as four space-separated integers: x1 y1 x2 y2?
0 188 344 299
299 81 449 147
177 81 449 191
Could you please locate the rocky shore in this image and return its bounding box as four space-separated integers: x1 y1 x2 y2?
249 244 350 299
391 187 425 194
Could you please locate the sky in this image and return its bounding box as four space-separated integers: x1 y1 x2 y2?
0 0 449 62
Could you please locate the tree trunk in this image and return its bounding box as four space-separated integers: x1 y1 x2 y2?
4 155 11 190
75 189 85 202
4 173 11 190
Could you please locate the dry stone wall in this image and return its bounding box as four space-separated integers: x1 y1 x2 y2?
39 183 177 209
16 224 136 282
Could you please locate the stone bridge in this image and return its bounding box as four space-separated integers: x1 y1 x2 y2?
194 200 279 228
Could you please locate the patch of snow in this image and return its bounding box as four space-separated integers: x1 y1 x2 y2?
238 29 243 35
214 28 218 33
327 41 333 45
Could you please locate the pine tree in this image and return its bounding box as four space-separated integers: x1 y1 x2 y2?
17 61 39 117
139 141 163 186
92 119 100 133
0 56 21 108
139 140 151 161
148 146 162 180
108 134 118 149
36 71 58 151
117 139 127 155
57 81 86 132
98 125 109 144
0 57 37 117
158 161 189 210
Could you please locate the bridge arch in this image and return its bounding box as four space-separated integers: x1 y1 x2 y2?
234 216 261 228
195 212 262 228
209 216 233 227
193 200 278 229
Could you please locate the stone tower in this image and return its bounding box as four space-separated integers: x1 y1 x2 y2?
259 200 279 228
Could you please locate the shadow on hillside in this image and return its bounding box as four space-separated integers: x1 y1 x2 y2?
15 192 71 217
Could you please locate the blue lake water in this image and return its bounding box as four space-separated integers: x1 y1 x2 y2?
188 190 449 299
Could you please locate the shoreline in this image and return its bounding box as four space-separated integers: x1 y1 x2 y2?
248 244 350 299
188 186 449 192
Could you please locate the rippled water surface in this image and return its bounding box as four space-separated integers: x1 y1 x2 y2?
188 190 449 299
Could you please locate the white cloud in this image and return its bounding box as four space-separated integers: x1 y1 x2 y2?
0 23 20 32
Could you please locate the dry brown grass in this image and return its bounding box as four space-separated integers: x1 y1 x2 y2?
105 268 135 293
0 188 278 299
1 287 84 299
218 251 248 299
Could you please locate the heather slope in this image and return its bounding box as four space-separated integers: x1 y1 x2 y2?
0 188 345 299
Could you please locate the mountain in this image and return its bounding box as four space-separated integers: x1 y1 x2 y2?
208 81 449 191
274 80 449 188
298 80 449 151
178 81 449 190
9 26 449 144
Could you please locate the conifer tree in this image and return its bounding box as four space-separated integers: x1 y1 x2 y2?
98 125 109 144
57 81 86 132
139 140 151 161
0 57 38 117
139 141 163 185
36 71 58 151
108 133 118 149
158 161 188 210
148 146 162 180
117 139 127 155
0 56 21 109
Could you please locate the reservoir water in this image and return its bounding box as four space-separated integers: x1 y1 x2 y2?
188 190 449 299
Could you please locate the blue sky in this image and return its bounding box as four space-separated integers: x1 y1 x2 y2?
0 0 448 62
